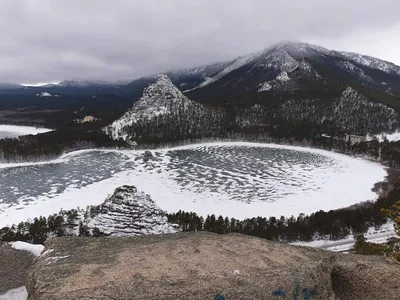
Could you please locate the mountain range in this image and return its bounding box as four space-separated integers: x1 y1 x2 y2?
1 41 400 138
166 41 400 98
106 41 400 143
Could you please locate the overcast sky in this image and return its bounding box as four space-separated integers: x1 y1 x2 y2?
1 0 399 84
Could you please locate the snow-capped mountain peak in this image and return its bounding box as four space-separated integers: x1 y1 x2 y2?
144 74 184 99
271 40 332 56
56 79 92 87
188 41 326 90
178 40 400 94
52 79 114 88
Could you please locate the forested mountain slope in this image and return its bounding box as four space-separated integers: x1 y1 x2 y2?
108 42 400 144
105 75 226 143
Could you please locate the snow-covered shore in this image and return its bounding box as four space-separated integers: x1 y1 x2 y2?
291 222 397 252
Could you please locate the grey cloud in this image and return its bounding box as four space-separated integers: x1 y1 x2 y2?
0 0 399 83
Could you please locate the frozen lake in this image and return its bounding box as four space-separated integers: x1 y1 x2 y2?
0 124 52 139
0 142 387 227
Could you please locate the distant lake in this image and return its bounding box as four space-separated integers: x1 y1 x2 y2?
0 131 17 139
0 125 52 139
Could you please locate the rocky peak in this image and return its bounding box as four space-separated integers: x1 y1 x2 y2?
84 185 179 236
141 74 186 102
104 74 220 141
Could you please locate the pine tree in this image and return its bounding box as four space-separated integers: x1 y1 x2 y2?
216 216 225 234
29 216 49 244
78 221 91 236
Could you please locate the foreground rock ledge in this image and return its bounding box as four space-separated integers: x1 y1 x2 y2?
27 232 400 300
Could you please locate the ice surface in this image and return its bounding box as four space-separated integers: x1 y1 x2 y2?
0 143 386 227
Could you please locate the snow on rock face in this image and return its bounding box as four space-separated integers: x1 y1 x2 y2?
335 61 374 82
276 71 290 81
28 184 180 237
184 41 400 93
194 53 265 89
257 81 272 92
338 51 400 76
84 185 179 236
262 48 299 72
279 86 399 135
9 241 44 257
104 74 224 142
192 42 302 90
105 74 191 140
36 92 59 97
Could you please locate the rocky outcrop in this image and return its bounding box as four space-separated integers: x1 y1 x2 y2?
84 185 179 236
55 185 179 237
27 232 400 300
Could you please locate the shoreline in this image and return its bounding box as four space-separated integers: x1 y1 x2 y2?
0 140 387 168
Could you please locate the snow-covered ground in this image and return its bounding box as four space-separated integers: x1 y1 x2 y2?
0 142 387 227
291 222 396 252
0 287 28 300
0 125 52 139
9 241 44 257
